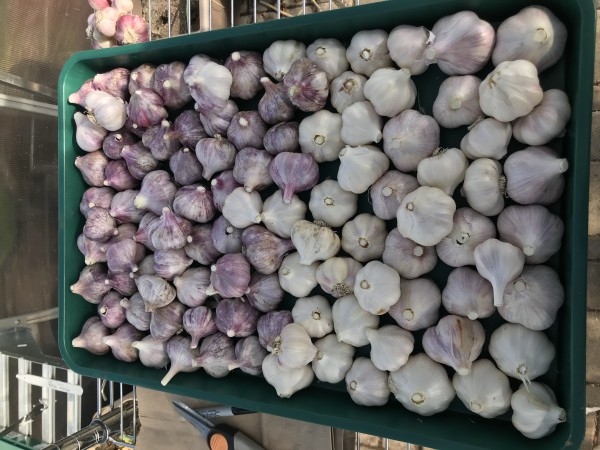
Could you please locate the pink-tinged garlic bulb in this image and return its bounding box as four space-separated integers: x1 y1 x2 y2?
184 225 222 266
134 170 177 215
173 110 207 149
121 143 159 181
150 207 192 251
142 120 180 161
227 111 268 151
104 160 139 191
121 293 151 331
92 68 130 100
257 311 293 351
230 336 268 375
72 316 111 355
269 152 319 203
80 187 115 218
206 254 251 298
241 225 295 275
232 148 274 192
173 185 215 224
199 100 239 137
183 306 218 349
94 6 119 37
225 51 267 100
195 135 237 180
173 268 211 308
127 88 168 129
211 216 243 254
83 208 118 243
153 249 193 279
388 278 441 331
103 322 144 362
115 14 149 45
78 234 107 266
135 274 176 312
102 131 137 160
106 238 145 274
210 170 242 212
131 336 169 369
258 78 295 124
75 151 109 187
129 64 156 95
133 212 159 251
263 122 300 155
150 301 186 341
153 62 192 109
370 171 419 221
98 291 127 329
109 189 144 223
105 270 137 296
246 272 284 313
215 298 261 338
161 336 201 386
69 79 95 107
283 58 329 112
442 267 494 321
193 332 236 378
170 148 204 186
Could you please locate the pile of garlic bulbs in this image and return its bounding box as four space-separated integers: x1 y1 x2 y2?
70 4 572 441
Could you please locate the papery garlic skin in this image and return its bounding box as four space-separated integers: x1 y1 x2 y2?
273 323 317 369
221 187 263 229
307 38 349 81
442 267 494 321
316 257 363 298
75 112 108 152
511 382 566 439
299 110 344 163
417 148 468 196
388 277 441 331
433 76 482 129
312 334 355 384
346 29 393 77
345 357 390 406
463 158 505 217
263 40 307 81
309 180 358 228
366 325 414 372
354 261 401 315
184 60 232 112
261 190 307 239
330 71 367 114
370 171 419 221
341 102 384 146
262 353 314 398
278 252 319 298
332 295 380 347
460 117 512 160
341 214 386 263
284 58 329 112
364 68 416 118
382 229 437 280
290 220 341 265
84 91 127 132
513 89 571 146
291 295 333 339
337 145 389 194
387 25 432 75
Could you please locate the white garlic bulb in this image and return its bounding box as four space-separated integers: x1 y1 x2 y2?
460 117 512 160
474 239 525 307
291 295 333 339
329 71 367 114
504 146 568 206
370 170 419 220
331 294 380 347
366 325 414 372
346 29 393 77
435 207 496 267
345 357 390 407
463 158 505 217
382 229 437 279
442 267 494 321
387 25 433 75
290 220 341 265
337 145 390 194
489 323 555 386
497 205 564 264
492 6 567 73
383 110 440 172
511 382 566 439
416 148 468 196
221 187 263 228
185 61 233 111
299 110 344 162
388 353 455 416
263 40 307 80
513 89 571 146
388 277 441 331
479 60 544 122
316 257 363 298
452 359 512 419
499 265 564 331
262 353 314 398
309 180 358 228
312 334 355 383
272 323 317 369
278 252 319 297
307 38 348 81
261 190 307 239
397 186 456 247
341 214 386 263
432 76 482 128
364 68 416 117
84 91 127 131
354 261 401 315
341 102 384 146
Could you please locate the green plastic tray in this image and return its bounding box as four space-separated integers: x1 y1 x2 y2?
58 1 594 448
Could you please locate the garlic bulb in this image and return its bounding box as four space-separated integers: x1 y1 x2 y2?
417 148 468 196
290 220 341 265
337 145 389 194
74 112 108 152
474 239 525 307
479 60 544 122
316 257 362 298
341 214 386 263
306 38 348 81
341 102 383 146
499 265 564 331
278 252 319 298
364 68 416 117
513 89 571 146
263 40 307 81
354 261 401 315
497 205 564 264
345 357 390 406
261 190 307 239
397 186 456 247
366 325 414 372
388 353 455 416
432 76 482 128
329 71 367 114
299 110 344 162
262 353 314 398
312 334 355 384
271 323 317 370
388 277 441 331
185 60 232 112
504 146 568 205
382 229 437 279
493 6 567 73
291 295 333 338
422 315 485 375
442 267 494 320
332 295 380 347
346 29 392 77
452 359 512 419
84 91 127 132
370 171 419 221
435 207 496 267
489 323 555 386
511 382 566 439
463 158 505 217
221 187 263 229
284 58 329 112
460 117 512 160
387 25 433 75
309 180 358 227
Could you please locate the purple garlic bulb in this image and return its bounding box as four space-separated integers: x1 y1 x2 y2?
215 298 261 338
230 336 268 375
103 322 144 362
80 186 115 218
242 225 295 274
133 212 159 251
104 160 139 191
170 148 204 186
123 116 146 138
74 112 108 153
199 99 239 137
153 248 193 279
193 332 236 378
129 64 156 95
227 111 268 150
77 234 107 265
173 185 216 223
83 208 118 242
174 110 207 149
137 254 155 276
269 152 319 203
109 189 145 223
135 274 176 312
131 335 169 369
109 223 138 244
102 130 137 160
207 253 251 298
232 148 274 192
151 207 192 251
258 78 295 124
134 170 177 215
246 272 284 312
72 316 111 355
195 135 237 180
69 79 95 107
173 267 211 307
98 290 127 329
225 51 267 100
127 88 168 128
106 238 145 274
257 310 293 351
75 151 109 187
161 335 200 386
121 293 151 331
183 306 218 349
210 171 242 212
153 62 192 109
185 225 222 265
263 122 300 155
121 143 159 180
93 68 130 100
371 170 420 220
105 270 137 296
150 300 186 341
211 216 243 254
142 120 180 161
283 58 329 112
